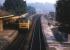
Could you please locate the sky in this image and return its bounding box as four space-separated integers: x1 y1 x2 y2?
0 0 57 5
26 0 57 4
0 0 5 5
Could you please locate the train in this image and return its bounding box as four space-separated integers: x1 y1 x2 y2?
2 13 32 31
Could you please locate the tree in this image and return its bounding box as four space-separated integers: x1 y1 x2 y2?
56 0 70 41
56 0 70 32
27 6 36 15
3 0 27 15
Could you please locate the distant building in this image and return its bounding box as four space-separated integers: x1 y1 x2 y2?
49 12 55 20
49 12 55 17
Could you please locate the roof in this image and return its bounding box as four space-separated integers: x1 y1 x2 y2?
0 10 11 17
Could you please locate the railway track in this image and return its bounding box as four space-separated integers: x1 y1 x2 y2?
4 15 47 50
5 29 29 50
28 15 46 50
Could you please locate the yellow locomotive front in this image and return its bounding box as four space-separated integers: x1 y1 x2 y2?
3 13 32 30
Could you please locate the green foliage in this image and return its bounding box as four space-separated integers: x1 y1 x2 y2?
56 0 70 24
3 0 27 15
56 0 70 32
27 6 36 14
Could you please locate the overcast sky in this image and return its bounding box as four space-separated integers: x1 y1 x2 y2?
0 0 4 5
26 0 57 4
0 0 57 5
